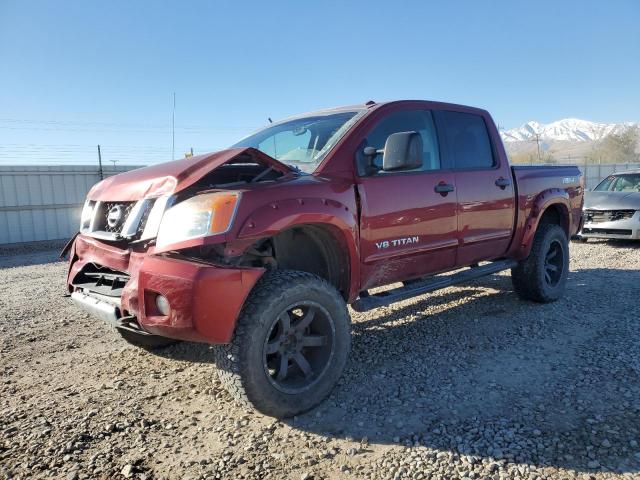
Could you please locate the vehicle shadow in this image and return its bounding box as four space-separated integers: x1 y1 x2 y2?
157 288 486 364
162 268 640 474
580 238 640 249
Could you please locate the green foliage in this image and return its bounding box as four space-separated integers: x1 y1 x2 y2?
508 151 556 164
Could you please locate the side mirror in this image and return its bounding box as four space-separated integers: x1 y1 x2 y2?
382 131 423 171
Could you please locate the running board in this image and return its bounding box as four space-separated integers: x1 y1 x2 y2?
351 260 518 312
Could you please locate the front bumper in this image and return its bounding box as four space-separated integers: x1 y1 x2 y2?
580 210 640 240
67 235 265 343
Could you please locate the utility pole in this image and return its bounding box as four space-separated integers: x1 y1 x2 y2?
172 92 176 160
97 145 104 180
110 159 118 168
531 133 542 163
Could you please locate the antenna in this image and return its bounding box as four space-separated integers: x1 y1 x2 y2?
172 92 176 160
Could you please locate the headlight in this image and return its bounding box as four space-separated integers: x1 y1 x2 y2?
80 200 95 232
155 192 240 248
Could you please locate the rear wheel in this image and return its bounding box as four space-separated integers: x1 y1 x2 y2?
511 223 569 303
117 328 178 350
214 270 351 418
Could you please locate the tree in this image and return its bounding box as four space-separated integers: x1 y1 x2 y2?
586 125 640 164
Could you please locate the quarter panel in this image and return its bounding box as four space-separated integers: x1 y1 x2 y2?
509 165 583 258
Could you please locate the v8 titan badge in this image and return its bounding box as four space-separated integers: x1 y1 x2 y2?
375 236 420 249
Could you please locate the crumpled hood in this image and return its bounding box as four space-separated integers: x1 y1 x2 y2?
87 147 291 201
584 191 640 210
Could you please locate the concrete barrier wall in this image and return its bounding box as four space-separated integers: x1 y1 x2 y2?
0 165 141 244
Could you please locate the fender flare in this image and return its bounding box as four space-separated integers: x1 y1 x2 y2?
234 197 361 300
520 189 571 256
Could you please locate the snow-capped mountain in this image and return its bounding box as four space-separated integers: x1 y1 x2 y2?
500 118 636 143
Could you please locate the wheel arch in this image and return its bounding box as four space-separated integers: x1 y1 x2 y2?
538 202 570 235
520 191 571 257
234 199 360 301
268 223 353 301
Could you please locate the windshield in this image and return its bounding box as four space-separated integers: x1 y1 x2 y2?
232 110 365 173
594 173 640 192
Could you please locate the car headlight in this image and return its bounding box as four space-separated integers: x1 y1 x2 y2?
155 192 240 248
80 200 95 232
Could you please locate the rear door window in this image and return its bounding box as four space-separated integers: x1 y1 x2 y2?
435 111 495 169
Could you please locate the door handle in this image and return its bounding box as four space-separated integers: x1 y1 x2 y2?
434 182 455 196
495 177 511 189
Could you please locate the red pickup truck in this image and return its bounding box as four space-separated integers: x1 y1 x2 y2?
66 100 584 417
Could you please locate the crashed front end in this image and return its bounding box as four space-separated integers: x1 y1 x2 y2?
67 236 263 343
581 209 640 240
580 189 640 241
65 148 286 343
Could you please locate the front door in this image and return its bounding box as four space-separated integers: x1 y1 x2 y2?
356 109 458 290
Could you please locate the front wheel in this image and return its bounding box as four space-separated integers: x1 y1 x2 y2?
214 270 351 418
511 223 569 303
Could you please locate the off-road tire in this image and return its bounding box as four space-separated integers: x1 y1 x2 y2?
213 270 351 418
117 328 178 350
511 223 569 303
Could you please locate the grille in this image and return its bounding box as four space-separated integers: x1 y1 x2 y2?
85 198 157 241
95 202 136 233
584 209 635 223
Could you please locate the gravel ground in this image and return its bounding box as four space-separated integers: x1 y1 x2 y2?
1 240 639 480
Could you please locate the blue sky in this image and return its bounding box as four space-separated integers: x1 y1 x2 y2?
0 0 638 165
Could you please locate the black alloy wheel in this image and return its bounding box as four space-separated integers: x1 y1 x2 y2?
511 223 569 303
543 239 564 287
213 270 351 418
263 302 335 394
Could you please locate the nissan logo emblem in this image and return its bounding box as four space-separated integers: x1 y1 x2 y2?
106 205 124 228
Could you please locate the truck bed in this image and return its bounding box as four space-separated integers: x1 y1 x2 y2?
511 164 584 243
511 164 582 196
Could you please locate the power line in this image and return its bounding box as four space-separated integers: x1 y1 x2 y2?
0 143 227 165
0 117 258 131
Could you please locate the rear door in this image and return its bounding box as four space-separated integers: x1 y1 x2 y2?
356 109 458 290
434 110 515 266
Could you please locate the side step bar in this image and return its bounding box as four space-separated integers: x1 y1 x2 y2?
351 259 518 312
